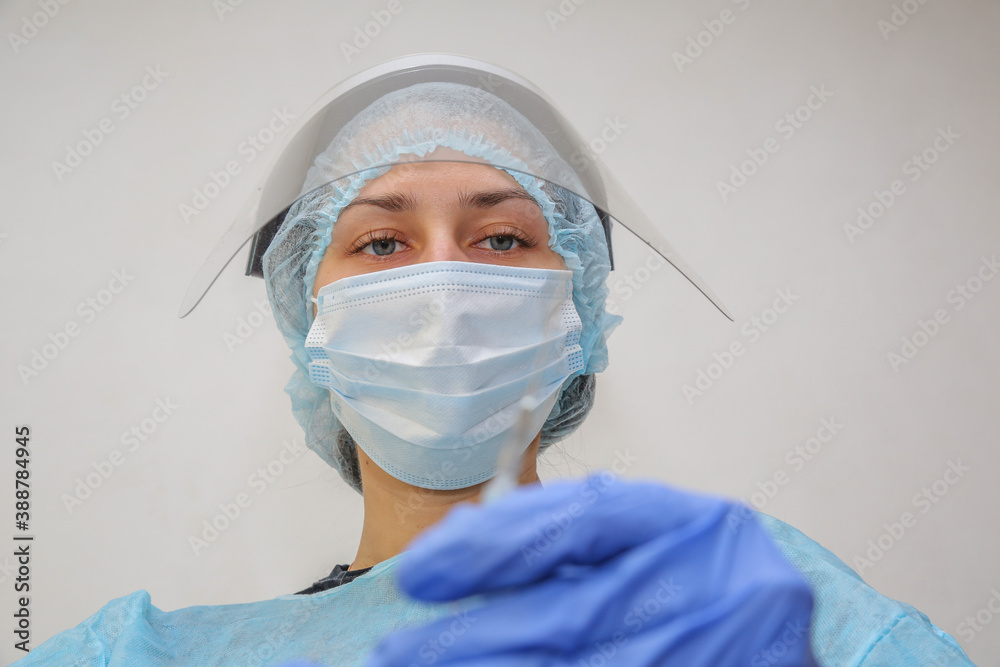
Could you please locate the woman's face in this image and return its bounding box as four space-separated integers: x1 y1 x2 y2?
312 157 567 299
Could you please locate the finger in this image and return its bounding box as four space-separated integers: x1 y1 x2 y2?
375 509 812 664
398 474 724 601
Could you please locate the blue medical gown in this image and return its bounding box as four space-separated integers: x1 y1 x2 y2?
14 513 974 666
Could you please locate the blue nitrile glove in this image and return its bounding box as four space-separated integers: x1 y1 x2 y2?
367 473 817 666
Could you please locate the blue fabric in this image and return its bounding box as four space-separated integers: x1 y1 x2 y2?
14 486 974 666
369 475 818 666
12 555 451 667
753 512 974 666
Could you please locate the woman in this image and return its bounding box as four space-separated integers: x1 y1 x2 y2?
17 55 973 666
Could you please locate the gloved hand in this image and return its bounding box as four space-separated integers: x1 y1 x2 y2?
367 473 817 666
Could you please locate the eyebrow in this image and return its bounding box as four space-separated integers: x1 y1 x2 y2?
341 188 538 214
458 188 538 209
341 191 416 213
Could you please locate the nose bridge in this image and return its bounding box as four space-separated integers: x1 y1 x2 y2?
416 207 467 263
421 233 467 263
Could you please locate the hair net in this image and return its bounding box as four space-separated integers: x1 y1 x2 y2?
262 82 621 493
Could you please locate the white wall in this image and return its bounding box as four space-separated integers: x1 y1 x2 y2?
1 0 998 664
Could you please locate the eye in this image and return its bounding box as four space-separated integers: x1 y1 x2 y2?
486 235 516 251
348 230 405 257
474 227 536 253
363 238 398 256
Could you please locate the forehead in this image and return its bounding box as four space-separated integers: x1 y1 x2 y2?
357 157 522 197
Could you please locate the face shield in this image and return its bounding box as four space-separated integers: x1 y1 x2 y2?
178 53 731 321
177 54 732 492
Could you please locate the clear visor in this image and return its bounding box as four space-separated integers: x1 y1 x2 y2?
178 53 731 320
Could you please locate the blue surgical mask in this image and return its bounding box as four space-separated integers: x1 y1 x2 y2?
304 261 584 490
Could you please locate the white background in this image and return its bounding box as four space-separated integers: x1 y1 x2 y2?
1 1 998 665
